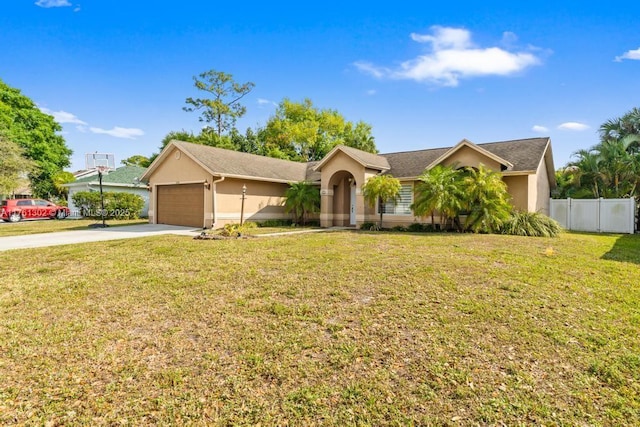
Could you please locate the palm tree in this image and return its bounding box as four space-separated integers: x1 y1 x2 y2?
283 181 320 225
411 165 465 229
51 170 75 200
461 165 512 233
568 149 605 198
362 174 401 228
599 107 640 146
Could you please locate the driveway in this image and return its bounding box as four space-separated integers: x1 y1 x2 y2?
0 224 200 252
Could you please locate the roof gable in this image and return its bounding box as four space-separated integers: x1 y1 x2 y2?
313 145 389 172
425 139 513 171
141 140 310 184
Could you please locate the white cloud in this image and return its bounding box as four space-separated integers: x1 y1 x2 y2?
615 47 640 62
89 127 144 139
355 26 541 87
501 31 519 47
558 122 589 131
40 108 87 125
353 61 387 79
366 89 377 96
532 125 549 133
257 98 277 107
35 0 71 8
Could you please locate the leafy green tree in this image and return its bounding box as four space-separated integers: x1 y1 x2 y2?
183 69 255 137
344 121 377 154
461 165 512 233
121 155 151 168
51 170 75 201
0 79 72 197
262 98 377 161
283 181 320 225
0 136 36 196
412 164 465 229
362 174 402 228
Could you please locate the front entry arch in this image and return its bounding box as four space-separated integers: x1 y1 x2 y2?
324 171 356 227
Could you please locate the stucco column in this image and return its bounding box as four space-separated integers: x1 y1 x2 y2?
355 187 366 227
320 188 334 228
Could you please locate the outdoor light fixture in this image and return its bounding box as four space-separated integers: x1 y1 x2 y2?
240 184 247 225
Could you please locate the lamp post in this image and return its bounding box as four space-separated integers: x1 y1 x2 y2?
240 184 247 225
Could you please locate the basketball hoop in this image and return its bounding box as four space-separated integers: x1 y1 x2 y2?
92 166 109 228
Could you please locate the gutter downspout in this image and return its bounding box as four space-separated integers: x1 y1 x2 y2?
212 176 225 228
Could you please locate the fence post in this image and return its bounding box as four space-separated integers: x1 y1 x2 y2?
598 197 603 233
567 197 571 231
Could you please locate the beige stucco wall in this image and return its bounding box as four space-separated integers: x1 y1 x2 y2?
534 158 551 214
214 178 290 226
442 146 502 171
146 148 214 227
503 175 529 212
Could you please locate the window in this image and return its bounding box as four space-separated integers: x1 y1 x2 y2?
16 200 32 206
380 183 413 215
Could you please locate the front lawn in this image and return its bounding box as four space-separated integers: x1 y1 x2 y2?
0 232 638 425
0 218 147 237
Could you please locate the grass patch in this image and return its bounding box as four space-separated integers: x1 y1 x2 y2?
0 231 639 424
0 219 147 237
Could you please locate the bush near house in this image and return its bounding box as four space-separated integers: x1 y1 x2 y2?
500 211 563 237
71 191 144 220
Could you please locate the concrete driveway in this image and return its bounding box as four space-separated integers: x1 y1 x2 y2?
0 224 200 252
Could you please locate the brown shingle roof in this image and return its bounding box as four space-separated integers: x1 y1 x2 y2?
382 137 550 178
160 138 550 183
336 145 390 170
176 141 309 183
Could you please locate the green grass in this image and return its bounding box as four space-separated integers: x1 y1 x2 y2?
1 231 639 425
0 218 147 237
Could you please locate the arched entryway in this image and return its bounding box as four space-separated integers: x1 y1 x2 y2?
325 171 357 227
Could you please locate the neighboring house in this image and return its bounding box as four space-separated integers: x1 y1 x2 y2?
1 184 32 200
65 166 150 217
141 138 556 228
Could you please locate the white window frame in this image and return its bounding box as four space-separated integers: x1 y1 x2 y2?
377 183 413 216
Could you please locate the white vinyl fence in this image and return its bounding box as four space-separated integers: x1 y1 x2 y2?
550 198 637 234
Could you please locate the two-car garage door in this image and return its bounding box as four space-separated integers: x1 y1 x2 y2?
156 184 204 228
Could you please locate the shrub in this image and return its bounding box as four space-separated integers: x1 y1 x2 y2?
257 219 293 228
407 223 426 232
391 225 408 232
220 222 258 237
71 191 145 220
359 222 378 231
500 211 562 237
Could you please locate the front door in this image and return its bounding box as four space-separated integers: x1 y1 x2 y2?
350 185 356 226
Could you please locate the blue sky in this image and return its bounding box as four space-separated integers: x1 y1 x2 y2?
2 1 639 172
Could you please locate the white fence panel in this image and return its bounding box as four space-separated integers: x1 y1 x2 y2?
599 198 636 233
571 199 600 232
549 198 636 234
549 199 569 229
